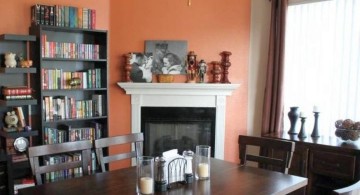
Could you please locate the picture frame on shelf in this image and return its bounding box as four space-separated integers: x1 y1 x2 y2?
145 40 187 75
130 52 153 83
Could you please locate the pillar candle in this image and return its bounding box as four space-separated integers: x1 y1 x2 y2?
198 163 209 178
140 177 153 194
300 112 306 118
313 106 319 112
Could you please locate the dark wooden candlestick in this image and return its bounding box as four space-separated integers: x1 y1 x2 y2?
311 112 320 137
211 61 222 83
124 53 132 82
298 117 307 139
220 51 232 84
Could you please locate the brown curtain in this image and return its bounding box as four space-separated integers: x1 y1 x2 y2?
261 0 288 135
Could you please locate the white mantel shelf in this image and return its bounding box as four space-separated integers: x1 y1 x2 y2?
117 82 240 160
117 82 240 96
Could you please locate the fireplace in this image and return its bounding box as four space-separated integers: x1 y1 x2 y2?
117 82 240 160
141 107 215 157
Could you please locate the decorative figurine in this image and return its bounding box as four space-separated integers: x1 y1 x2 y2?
220 51 232 84
4 111 19 128
124 53 132 82
211 61 222 83
197 59 207 83
4 52 17 68
186 51 197 83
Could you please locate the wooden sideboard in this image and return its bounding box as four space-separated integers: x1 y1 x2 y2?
265 133 360 195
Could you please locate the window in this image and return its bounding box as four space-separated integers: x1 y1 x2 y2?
283 0 360 136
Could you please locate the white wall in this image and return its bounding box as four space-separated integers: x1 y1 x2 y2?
248 0 272 136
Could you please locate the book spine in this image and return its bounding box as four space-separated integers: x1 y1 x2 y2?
50 6 55 26
40 5 45 25
91 9 96 29
14 107 26 128
44 5 50 25
31 4 41 25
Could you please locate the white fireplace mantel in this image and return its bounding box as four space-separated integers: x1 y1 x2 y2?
117 82 240 159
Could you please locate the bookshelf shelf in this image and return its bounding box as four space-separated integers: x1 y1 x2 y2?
0 67 37 74
0 99 37 107
0 130 38 139
43 116 108 124
42 58 107 62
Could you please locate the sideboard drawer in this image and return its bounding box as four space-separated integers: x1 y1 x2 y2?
310 150 356 180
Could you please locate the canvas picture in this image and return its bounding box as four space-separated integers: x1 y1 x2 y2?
145 40 188 75
129 52 153 83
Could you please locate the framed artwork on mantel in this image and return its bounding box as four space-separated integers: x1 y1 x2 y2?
145 40 188 75
129 52 153 83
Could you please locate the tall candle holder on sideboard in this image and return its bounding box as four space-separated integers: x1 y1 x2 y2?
298 116 307 139
311 112 320 137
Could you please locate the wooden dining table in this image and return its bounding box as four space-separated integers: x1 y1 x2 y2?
19 158 307 195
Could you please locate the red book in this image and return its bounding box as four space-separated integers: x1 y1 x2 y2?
2 86 32 95
91 9 96 29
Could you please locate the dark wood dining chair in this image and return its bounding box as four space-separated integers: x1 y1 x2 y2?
94 133 143 172
28 140 92 185
332 180 360 195
238 135 295 174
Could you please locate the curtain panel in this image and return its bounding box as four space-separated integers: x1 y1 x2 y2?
261 0 288 135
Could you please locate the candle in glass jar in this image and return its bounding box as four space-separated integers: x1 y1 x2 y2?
140 177 153 194
198 163 209 178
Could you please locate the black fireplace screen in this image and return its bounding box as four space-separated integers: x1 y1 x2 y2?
141 107 215 157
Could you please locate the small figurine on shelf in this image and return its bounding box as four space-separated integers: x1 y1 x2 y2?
186 51 197 83
4 52 17 68
197 59 207 83
17 53 33 68
4 111 18 128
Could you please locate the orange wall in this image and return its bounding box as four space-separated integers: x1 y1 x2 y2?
109 0 250 168
0 0 250 169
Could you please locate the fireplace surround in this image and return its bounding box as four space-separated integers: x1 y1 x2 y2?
117 82 240 159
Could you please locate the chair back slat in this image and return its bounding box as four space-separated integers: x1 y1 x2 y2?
95 133 144 172
238 135 295 174
28 140 93 185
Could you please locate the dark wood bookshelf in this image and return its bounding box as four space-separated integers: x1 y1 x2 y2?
0 33 38 195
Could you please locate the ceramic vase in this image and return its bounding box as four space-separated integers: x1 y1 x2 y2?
288 107 299 134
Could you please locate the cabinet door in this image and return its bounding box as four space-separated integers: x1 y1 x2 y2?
289 145 309 177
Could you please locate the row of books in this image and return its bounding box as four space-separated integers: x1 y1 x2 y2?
1 86 33 100
44 123 102 145
42 34 101 59
31 4 96 29
42 68 102 90
43 94 104 121
44 151 97 183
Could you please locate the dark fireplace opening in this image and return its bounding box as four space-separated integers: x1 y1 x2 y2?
141 107 215 157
